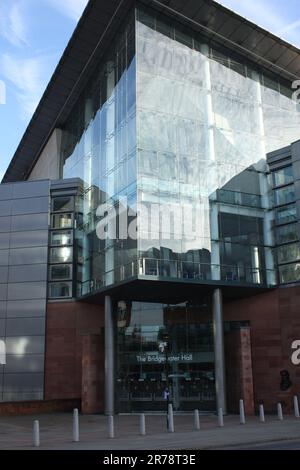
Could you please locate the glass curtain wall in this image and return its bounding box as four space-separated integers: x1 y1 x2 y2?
61 12 137 295
136 7 300 286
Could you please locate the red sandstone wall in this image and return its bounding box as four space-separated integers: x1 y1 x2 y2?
225 286 300 413
44 301 104 404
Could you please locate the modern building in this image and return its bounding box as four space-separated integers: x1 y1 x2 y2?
1 0 300 415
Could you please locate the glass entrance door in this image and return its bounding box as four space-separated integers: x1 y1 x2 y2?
116 301 216 413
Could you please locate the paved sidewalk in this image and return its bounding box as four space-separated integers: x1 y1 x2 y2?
0 413 300 450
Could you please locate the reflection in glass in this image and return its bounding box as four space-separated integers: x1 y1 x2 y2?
274 186 295 206
50 247 73 263
276 223 298 244
49 282 72 298
51 213 73 229
276 204 297 225
116 301 215 412
272 166 293 187
52 196 74 212
277 242 300 264
50 230 73 246
49 264 72 280
279 263 300 283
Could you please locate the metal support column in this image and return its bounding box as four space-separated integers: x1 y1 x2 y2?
212 289 227 414
105 295 115 415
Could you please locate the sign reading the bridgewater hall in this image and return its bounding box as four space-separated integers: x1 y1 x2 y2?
136 353 193 364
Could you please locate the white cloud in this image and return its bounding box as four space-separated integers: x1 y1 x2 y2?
215 0 300 47
0 1 28 47
277 19 300 36
46 0 89 22
1 53 54 119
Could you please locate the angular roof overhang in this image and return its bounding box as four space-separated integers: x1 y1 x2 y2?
2 0 300 183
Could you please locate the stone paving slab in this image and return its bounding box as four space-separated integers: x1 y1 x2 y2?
0 413 300 450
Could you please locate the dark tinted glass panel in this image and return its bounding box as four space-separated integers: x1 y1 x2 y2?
50 230 73 246
2 391 43 402
0 184 13 201
52 196 74 212
273 166 293 187
274 185 295 205
276 204 297 224
0 266 8 283
12 181 49 199
0 301 6 318
10 230 48 248
0 318 5 336
9 247 48 265
0 201 11 216
0 250 9 266
3 373 44 391
4 355 44 373
5 336 45 354
8 265 48 283
0 233 9 250
50 247 73 263
0 284 7 301
277 243 300 264
6 299 46 318
7 282 47 301
3 392 44 402
276 223 298 244
49 282 72 298
12 197 49 215
219 213 264 244
51 213 73 229
49 264 72 280
0 217 11 232
5 317 45 336
279 262 300 283
11 213 49 231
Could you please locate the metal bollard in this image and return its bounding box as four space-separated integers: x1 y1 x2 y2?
259 404 265 423
277 403 283 421
33 420 40 447
108 415 114 439
294 396 300 418
218 408 224 427
73 408 79 442
168 403 174 433
140 413 146 436
194 409 200 430
239 399 246 425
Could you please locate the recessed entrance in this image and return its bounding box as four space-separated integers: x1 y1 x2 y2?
116 301 216 412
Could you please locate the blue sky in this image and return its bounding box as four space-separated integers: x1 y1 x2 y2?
0 0 300 181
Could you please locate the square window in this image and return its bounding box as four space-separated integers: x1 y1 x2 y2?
50 230 73 246
49 282 72 299
51 196 74 212
51 213 73 229
50 247 73 263
49 264 72 281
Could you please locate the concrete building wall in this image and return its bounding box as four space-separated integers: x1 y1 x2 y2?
28 129 61 181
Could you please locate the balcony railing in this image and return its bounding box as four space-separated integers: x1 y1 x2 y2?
215 189 262 208
77 257 277 297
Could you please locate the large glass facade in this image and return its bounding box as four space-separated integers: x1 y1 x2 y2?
62 12 137 295
135 7 300 287
61 6 300 293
